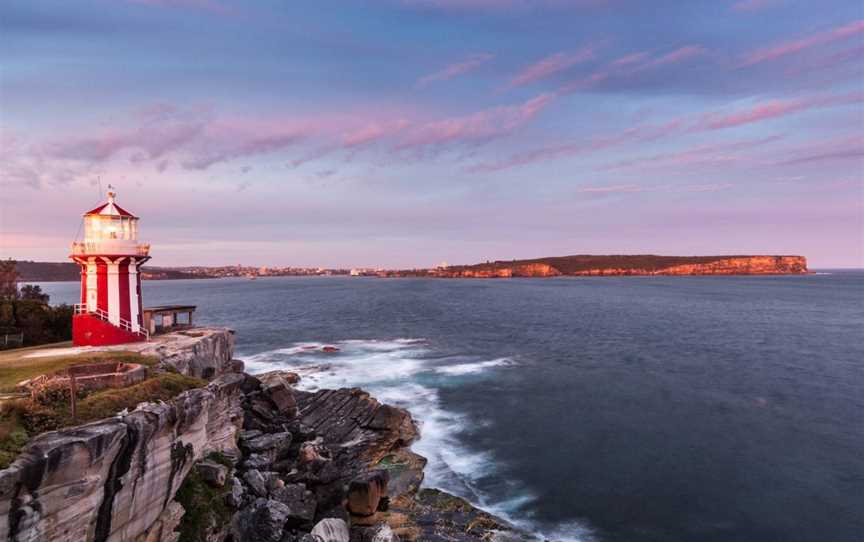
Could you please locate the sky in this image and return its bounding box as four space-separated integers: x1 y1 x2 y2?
1 0 862 268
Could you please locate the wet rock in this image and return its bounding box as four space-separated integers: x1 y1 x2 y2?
243 453 274 471
346 471 389 526
240 429 263 442
245 431 293 455
348 523 398 542
231 497 291 542
311 518 350 542
243 469 269 497
197 460 229 488
226 475 245 508
271 482 317 529
259 372 299 416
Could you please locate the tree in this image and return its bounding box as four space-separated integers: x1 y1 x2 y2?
0 260 18 300
19 285 49 304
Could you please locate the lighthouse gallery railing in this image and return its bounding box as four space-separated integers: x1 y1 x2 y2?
71 242 150 257
74 304 150 340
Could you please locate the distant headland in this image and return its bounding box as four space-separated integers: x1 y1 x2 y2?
11 255 809 282
382 255 809 278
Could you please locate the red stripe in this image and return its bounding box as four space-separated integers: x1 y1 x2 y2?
97 262 108 313
118 260 131 323
136 268 144 325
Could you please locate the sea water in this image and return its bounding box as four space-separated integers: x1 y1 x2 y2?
38 272 864 541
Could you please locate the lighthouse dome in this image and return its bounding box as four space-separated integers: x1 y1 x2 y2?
73 186 149 257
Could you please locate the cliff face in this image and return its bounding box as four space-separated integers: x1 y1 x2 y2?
0 373 245 542
0 331 524 542
449 263 562 278
434 255 808 278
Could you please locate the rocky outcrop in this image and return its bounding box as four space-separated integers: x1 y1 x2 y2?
136 328 238 379
0 373 245 542
0 348 526 542
387 254 809 278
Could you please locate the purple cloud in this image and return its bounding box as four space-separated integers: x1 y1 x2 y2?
416 53 494 88
739 19 864 66
508 47 595 88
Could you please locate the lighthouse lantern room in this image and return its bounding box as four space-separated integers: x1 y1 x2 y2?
70 187 151 346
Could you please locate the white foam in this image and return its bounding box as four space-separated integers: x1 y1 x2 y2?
238 338 593 542
434 357 513 375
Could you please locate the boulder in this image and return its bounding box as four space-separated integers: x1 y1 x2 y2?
311 518 350 542
271 483 317 529
240 429 263 442
231 497 291 542
197 460 229 488
346 471 389 526
243 469 269 498
348 523 398 542
226 475 245 508
245 431 293 455
243 453 274 471
259 372 299 415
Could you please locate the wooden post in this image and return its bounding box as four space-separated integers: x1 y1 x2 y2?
69 371 78 423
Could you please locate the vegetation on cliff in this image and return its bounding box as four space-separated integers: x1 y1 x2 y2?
0 350 204 468
1 260 73 348
386 254 809 277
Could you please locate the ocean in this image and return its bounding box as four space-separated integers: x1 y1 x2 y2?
38 272 864 541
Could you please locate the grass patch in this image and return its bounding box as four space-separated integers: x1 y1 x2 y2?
0 371 205 469
174 464 233 542
0 350 160 393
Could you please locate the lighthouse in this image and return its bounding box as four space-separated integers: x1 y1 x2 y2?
70 187 151 346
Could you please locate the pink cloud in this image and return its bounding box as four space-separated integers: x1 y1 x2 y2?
698 91 864 130
402 0 606 11
509 47 595 88
399 93 556 150
611 51 650 68
416 53 494 88
732 0 782 12
342 120 410 148
555 45 704 95
469 91 862 173
577 183 733 194
639 45 705 70
740 19 864 66
129 0 230 14
469 117 683 172
600 136 783 171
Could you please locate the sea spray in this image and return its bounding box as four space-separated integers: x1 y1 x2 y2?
240 338 594 541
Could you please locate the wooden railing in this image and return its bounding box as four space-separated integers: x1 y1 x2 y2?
74 304 149 340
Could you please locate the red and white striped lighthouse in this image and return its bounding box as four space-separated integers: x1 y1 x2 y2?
70 187 151 346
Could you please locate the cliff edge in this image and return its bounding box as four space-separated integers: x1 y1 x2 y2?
388 254 808 278
0 330 525 542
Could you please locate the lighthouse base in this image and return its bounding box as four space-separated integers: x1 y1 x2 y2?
73 314 146 347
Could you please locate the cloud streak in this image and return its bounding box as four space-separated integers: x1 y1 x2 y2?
416 53 494 88
508 47 595 88
739 19 864 66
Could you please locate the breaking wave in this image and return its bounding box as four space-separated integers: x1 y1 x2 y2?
240 338 593 541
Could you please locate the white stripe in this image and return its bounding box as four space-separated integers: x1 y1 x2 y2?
107 261 120 325
86 260 98 312
129 264 140 332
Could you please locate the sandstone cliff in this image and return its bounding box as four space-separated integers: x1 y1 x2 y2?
425 254 808 278
0 331 524 542
0 372 245 542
